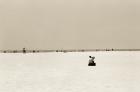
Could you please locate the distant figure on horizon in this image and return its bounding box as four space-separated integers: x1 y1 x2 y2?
23 48 26 53
88 56 96 66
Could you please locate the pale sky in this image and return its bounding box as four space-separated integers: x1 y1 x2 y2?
0 0 140 50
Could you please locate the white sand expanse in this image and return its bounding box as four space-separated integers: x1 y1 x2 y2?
0 51 140 92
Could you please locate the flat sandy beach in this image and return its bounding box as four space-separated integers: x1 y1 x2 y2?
0 51 139 92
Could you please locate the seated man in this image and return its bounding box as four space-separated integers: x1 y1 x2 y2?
88 56 96 66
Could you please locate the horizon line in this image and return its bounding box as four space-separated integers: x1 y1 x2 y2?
0 49 140 53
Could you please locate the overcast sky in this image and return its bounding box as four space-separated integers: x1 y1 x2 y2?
0 0 140 50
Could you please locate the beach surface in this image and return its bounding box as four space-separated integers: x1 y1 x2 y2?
0 51 139 92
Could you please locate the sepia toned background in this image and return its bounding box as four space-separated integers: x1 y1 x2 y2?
0 0 140 50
